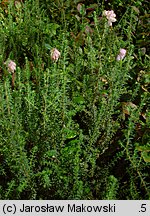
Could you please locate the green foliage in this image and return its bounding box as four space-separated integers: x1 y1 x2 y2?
0 0 149 199
105 175 119 200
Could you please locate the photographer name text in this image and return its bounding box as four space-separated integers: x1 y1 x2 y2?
19 203 116 213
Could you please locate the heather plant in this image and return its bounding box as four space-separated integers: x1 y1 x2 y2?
0 0 149 199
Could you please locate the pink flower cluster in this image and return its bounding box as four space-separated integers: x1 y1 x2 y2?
51 48 61 62
4 60 16 74
103 10 117 26
116 49 127 61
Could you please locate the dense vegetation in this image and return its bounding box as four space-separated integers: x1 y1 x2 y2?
0 0 149 199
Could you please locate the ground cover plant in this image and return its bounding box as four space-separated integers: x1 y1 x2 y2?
0 0 149 199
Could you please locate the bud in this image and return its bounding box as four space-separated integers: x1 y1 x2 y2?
14 1 22 9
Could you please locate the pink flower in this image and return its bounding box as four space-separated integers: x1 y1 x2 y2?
4 60 16 73
116 49 127 61
51 48 60 62
103 10 117 26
